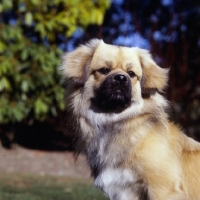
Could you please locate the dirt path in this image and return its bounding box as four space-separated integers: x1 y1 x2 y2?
0 144 90 179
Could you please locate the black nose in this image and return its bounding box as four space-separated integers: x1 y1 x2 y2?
114 74 127 84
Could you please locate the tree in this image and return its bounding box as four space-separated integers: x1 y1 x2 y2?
0 0 110 123
0 0 110 148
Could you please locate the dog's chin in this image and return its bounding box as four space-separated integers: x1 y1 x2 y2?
92 94 131 113
91 90 132 113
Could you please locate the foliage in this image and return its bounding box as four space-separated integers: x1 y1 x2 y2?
0 0 110 123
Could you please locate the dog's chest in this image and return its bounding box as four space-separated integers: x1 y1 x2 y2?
87 126 127 177
86 127 149 200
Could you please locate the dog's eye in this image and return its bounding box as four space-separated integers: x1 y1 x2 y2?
97 67 110 75
128 71 136 78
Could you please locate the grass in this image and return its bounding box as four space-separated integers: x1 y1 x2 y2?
0 172 108 200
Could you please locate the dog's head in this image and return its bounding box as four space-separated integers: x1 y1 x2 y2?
61 39 168 115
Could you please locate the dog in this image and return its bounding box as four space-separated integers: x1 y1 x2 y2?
61 39 200 200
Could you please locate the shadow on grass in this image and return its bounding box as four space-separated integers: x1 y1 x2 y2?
0 172 108 200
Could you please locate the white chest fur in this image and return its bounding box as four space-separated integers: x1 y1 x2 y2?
94 168 147 200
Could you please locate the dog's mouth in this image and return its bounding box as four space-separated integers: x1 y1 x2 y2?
91 74 132 113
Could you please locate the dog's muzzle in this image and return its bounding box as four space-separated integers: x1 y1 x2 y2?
91 74 132 113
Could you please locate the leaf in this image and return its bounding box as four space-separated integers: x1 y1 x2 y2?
45 21 54 31
50 106 57 116
21 50 28 61
58 102 65 110
21 80 29 92
12 107 25 122
34 98 49 115
0 41 6 53
0 77 11 91
18 3 26 12
1 0 13 11
31 0 40 6
0 4 3 12
96 9 104 25
35 23 46 37
25 12 33 26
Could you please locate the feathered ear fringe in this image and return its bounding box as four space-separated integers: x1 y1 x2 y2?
136 48 169 95
60 39 101 85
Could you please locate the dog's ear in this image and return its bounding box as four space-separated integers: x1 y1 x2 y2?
137 48 169 96
61 39 101 85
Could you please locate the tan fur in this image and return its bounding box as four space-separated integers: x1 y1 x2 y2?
61 39 200 200
138 48 169 91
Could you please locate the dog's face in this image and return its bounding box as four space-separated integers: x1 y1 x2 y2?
61 39 168 116
90 43 143 113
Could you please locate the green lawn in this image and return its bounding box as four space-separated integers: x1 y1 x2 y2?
0 172 108 200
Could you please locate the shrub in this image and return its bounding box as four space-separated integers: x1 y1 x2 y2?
0 0 110 124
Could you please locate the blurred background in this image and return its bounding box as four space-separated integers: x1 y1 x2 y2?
1 0 200 150
0 0 200 199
